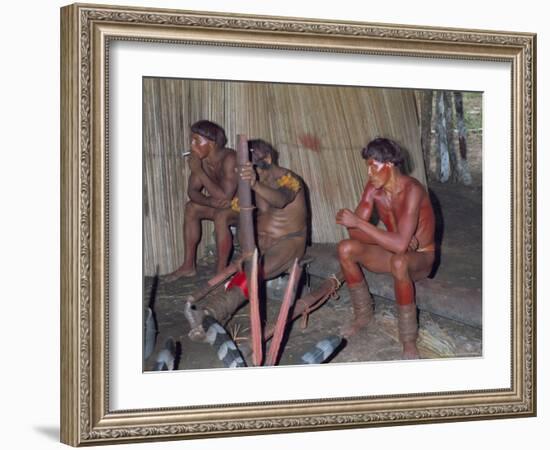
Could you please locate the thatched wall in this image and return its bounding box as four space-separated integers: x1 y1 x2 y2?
143 78 425 276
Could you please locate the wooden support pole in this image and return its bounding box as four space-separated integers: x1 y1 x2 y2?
236 134 256 257
236 134 263 365
249 248 263 366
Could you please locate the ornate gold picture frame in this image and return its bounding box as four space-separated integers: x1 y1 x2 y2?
60 3 536 446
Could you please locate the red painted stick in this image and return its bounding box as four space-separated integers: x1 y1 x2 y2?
249 248 263 366
266 258 302 366
183 262 239 304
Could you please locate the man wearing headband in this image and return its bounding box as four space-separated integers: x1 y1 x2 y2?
185 139 308 341
165 120 238 281
336 137 436 359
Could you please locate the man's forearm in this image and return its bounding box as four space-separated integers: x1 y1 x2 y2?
188 191 213 207
348 227 378 245
195 171 228 199
355 220 409 254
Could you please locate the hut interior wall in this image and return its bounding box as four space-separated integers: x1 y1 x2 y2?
143 78 425 276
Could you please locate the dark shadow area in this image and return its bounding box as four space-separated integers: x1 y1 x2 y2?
148 268 160 311
143 270 160 370
301 180 314 246
173 339 183 370
322 338 347 364
255 257 269 338
33 426 59 441
369 206 380 226
427 187 444 278
398 144 414 175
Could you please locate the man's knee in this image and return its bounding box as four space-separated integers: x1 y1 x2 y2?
262 252 287 280
390 254 409 279
263 241 303 280
185 201 200 218
213 209 233 228
338 239 357 261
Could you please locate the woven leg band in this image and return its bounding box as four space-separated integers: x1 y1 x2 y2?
397 303 418 344
348 281 374 326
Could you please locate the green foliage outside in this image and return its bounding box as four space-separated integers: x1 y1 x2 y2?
462 92 482 131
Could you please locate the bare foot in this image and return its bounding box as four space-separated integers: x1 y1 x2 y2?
163 265 197 282
402 342 420 359
341 316 372 338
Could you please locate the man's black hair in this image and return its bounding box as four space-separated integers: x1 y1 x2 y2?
248 139 279 165
190 120 227 149
361 137 404 167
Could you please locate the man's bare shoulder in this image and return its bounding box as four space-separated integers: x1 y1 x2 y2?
283 167 304 180
402 174 428 193
398 176 430 207
268 165 289 178
272 167 304 195
223 147 236 158
222 148 237 167
279 167 305 185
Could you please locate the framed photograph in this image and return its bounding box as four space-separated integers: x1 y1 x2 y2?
60 3 536 446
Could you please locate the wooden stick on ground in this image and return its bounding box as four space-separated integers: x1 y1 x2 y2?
183 262 239 304
266 259 302 366
264 271 344 341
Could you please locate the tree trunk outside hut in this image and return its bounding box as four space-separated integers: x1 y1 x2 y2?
435 91 450 182
453 92 473 185
443 91 460 183
420 91 435 181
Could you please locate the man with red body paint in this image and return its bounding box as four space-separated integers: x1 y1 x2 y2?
165 120 239 281
336 138 436 359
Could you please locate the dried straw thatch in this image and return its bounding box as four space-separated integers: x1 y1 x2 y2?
143 78 425 276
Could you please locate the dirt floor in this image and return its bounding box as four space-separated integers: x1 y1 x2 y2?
143 181 482 371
